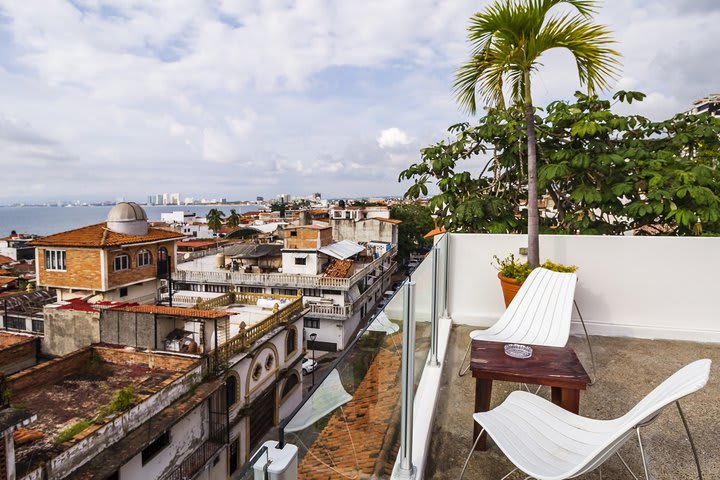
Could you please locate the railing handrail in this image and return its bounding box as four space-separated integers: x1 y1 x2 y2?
233 445 268 480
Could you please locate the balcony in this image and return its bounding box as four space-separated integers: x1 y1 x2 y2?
238 233 720 479
174 245 397 290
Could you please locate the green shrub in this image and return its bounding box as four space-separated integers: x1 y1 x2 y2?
108 385 136 414
493 254 577 283
56 419 92 444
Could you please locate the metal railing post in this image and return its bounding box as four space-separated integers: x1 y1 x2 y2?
396 281 417 478
441 234 450 320
428 247 440 367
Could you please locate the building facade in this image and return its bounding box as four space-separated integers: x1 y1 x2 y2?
30 202 184 304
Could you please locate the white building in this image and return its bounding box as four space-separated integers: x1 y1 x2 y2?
691 94 720 117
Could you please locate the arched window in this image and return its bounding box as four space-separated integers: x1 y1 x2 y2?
113 254 130 271
285 329 297 357
281 374 299 399
226 375 238 406
137 249 152 267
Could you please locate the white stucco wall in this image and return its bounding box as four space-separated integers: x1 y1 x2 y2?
282 252 320 275
446 234 720 342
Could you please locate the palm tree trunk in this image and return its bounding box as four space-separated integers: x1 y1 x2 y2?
524 70 540 267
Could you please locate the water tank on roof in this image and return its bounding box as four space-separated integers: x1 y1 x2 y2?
106 202 149 235
215 253 225 268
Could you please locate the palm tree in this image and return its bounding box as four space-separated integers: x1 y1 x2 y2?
227 209 241 229
454 0 620 266
206 208 225 237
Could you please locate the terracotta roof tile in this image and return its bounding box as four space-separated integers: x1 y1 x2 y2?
110 305 229 319
0 255 14 264
0 277 19 286
28 223 184 248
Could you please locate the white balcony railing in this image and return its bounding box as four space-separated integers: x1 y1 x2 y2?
174 245 397 291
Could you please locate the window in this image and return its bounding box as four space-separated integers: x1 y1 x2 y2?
119 287 128 297
252 364 262 380
114 254 130 271
137 249 152 267
290 231 297 237
226 375 237 406
141 430 170 465
5 316 26 331
294 257 306 266
32 319 45 333
281 374 299 399
44 249 66 271
286 329 297 355
304 318 320 329
303 288 322 297
265 354 274 370
228 437 240 474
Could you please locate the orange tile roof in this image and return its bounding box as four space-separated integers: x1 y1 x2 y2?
0 269 12 276
111 304 229 319
0 277 18 287
365 217 402 224
0 255 14 264
28 223 184 248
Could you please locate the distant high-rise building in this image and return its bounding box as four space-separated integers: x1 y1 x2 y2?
311 192 322 201
256 196 264 202
279 194 291 203
147 196 153 205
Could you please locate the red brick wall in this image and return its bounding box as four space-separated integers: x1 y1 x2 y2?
8 348 92 395
0 337 38 374
92 346 198 371
37 247 103 290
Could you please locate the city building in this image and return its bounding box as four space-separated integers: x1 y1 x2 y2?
29 202 184 304
691 94 720 117
6 289 307 479
0 233 36 261
173 224 398 352
329 206 400 244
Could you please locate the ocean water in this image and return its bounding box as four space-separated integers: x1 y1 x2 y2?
0 205 263 236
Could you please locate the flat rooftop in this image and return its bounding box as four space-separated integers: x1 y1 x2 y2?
10 346 195 477
426 325 720 479
0 331 35 349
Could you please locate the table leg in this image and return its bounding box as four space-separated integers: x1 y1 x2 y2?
474 378 492 451
550 387 580 414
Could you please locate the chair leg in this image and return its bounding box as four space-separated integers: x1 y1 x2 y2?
676 401 704 480
616 452 643 480
574 300 597 385
459 428 485 480
458 341 472 377
636 427 651 480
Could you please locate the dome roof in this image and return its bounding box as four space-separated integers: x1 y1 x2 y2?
106 202 149 235
107 202 148 222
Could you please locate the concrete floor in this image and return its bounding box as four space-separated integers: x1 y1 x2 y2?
425 325 720 479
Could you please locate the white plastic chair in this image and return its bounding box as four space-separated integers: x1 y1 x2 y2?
458 267 583 377
460 359 711 480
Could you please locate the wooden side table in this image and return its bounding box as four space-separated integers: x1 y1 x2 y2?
470 340 590 451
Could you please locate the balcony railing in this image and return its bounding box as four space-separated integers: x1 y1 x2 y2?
208 296 306 371
163 437 225 480
305 302 351 318
173 245 397 290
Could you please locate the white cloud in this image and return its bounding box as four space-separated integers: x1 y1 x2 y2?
0 0 717 202
377 127 412 149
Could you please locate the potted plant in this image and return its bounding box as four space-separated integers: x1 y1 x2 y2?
493 254 577 307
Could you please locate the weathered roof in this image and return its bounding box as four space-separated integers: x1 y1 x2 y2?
0 255 14 264
177 241 216 249
28 223 184 248
363 217 402 224
319 240 365 260
0 408 34 435
285 224 331 230
110 304 229 319
224 243 282 259
0 276 18 286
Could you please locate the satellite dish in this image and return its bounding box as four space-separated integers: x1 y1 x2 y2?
183 253 191 260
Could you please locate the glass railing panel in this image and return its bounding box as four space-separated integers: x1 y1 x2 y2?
409 253 433 389
277 287 406 479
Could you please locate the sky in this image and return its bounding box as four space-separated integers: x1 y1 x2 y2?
0 0 718 203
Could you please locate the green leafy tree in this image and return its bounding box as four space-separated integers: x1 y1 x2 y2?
206 208 225 236
226 209 241 229
454 0 620 265
400 91 720 236
390 203 434 264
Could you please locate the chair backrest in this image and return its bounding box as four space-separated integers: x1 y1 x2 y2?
484 267 577 346
574 359 711 477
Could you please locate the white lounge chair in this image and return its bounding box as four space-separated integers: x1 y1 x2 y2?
460 359 711 480
458 267 587 377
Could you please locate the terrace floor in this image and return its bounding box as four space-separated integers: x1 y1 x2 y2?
426 325 720 479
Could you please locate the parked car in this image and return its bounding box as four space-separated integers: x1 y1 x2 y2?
302 358 318 375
